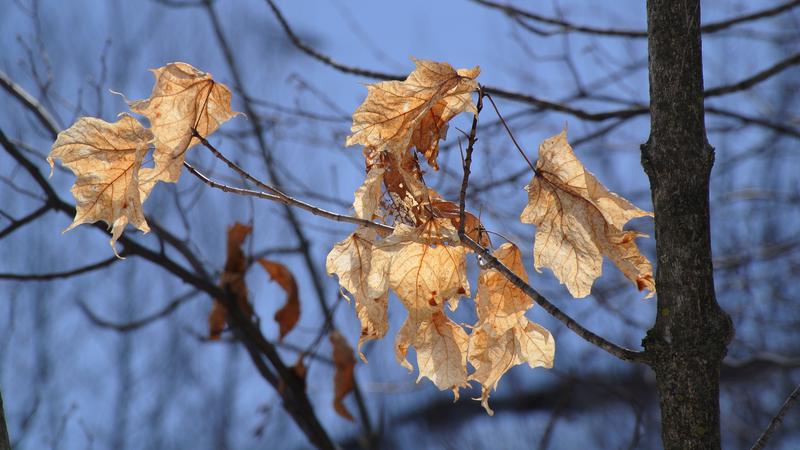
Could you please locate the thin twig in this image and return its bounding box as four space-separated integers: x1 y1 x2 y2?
472 0 800 37
705 52 800 98
78 290 200 332
0 69 60 136
484 92 536 172
751 384 800 450
183 160 391 232
0 203 51 239
0 256 119 281
458 88 483 237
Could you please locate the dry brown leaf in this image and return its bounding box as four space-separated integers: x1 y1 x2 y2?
330 331 356 421
395 310 469 398
48 114 154 256
346 59 480 169
520 130 655 298
209 222 254 340
474 243 532 334
468 317 555 415
467 243 555 414
326 228 389 362
367 224 469 323
366 222 471 398
353 167 385 220
258 259 300 340
128 62 239 189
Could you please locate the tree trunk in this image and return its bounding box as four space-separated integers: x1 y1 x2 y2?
0 388 10 450
640 1 734 449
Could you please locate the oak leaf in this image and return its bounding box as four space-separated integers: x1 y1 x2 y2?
330 331 357 421
258 259 300 341
48 114 153 256
209 222 254 340
128 62 239 189
325 228 388 361
520 130 655 298
346 59 480 169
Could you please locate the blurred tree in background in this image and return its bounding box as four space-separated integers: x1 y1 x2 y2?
1 1 799 449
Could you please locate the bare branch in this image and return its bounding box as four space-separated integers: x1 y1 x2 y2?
0 69 60 136
751 384 800 450
0 256 119 281
0 389 9 450
183 160 392 232
0 203 51 239
78 290 200 332
705 52 800 97
472 0 800 37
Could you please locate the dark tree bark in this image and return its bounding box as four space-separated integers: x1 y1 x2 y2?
641 1 734 449
0 389 9 450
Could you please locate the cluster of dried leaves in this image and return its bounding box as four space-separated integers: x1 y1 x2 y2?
327 59 655 413
48 62 239 255
48 59 655 417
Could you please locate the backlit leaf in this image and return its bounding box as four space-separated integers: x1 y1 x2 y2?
48 114 153 256
520 130 655 298
128 62 239 189
346 59 479 170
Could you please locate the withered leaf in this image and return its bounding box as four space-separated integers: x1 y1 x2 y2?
367 223 469 323
209 222 254 340
346 59 480 169
48 114 153 256
128 62 239 189
326 228 388 362
474 243 532 334
520 130 655 298
258 259 300 341
353 167 385 220
467 243 554 414
395 310 469 398
330 331 356 421
468 317 554 415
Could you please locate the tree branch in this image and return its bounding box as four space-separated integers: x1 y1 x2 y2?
751 384 800 450
705 52 800 97
0 203 52 239
78 290 200 332
0 256 119 281
183 159 391 232
0 69 60 136
472 0 800 37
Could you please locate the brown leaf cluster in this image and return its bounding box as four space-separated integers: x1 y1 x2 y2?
209 223 255 340
469 244 554 414
329 59 554 410
207 223 301 343
49 62 238 254
521 130 656 298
